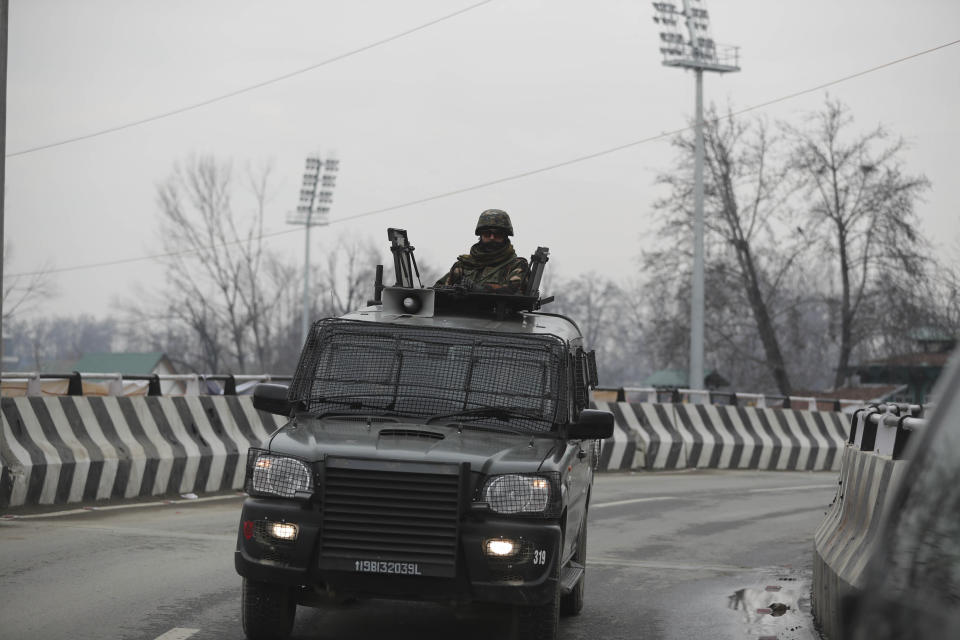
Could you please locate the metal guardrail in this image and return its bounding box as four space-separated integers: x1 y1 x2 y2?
848 403 927 460
0 371 293 397
594 386 866 411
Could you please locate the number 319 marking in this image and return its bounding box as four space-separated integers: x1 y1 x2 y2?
533 549 547 565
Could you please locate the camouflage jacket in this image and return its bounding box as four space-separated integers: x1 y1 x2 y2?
434 242 529 294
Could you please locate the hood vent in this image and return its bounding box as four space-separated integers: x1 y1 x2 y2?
378 428 445 441
330 416 398 423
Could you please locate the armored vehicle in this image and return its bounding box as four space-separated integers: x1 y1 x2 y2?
235 229 614 640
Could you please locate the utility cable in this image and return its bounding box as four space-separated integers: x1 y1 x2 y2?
5 37 959 278
5 0 493 158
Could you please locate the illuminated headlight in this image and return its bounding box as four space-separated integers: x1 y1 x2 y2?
246 450 313 499
481 474 554 514
268 522 299 541
485 538 518 556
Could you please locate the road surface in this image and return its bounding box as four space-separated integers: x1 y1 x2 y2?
0 469 836 640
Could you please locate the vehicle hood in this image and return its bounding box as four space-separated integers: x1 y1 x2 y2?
266 416 559 475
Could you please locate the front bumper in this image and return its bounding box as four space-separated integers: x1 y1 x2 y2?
235 497 561 606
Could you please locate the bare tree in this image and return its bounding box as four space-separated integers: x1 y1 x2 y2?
122 156 389 375
645 107 806 394
601 276 654 385
549 273 650 387
859 258 960 360
785 98 931 386
259 257 305 373
2 243 57 323
319 238 382 318
124 155 302 374
5 315 115 371
935 258 960 335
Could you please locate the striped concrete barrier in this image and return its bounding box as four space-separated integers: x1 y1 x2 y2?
0 396 283 509
1 395 852 509
811 446 908 639
810 404 922 639
592 401 849 471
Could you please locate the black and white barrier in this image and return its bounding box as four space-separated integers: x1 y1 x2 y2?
592 401 850 472
2 394 857 509
594 386 866 412
0 396 283 509
811 404 924 640
1 372 292 397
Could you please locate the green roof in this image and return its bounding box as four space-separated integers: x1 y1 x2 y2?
38 359 79 374
643 368 730 389
643 369 688 387
909 327 956 343
73 352 168 375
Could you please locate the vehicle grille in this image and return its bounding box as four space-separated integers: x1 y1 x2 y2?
318 457 463 578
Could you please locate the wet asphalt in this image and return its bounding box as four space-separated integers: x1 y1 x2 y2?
0 469 837 640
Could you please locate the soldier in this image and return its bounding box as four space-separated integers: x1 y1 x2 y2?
434 209 529 294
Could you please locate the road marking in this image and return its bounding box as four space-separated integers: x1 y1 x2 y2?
30 523 236 542
747 484 837 494
154 629 199 640
588 555 760 572
2 493 244 519
592 496 678 508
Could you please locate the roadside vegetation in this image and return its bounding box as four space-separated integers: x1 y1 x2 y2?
4 98 958 393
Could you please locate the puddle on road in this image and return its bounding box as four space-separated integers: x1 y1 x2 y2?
726 570 814 640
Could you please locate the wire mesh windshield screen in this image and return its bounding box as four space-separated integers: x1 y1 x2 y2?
288 319 571 432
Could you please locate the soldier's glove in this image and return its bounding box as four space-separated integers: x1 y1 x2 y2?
459 278 480 292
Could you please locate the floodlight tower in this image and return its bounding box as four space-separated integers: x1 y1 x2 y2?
287 153 340 344
652 0 739 392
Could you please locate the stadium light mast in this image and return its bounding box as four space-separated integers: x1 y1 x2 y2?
287 153 339 344
652 0 739 392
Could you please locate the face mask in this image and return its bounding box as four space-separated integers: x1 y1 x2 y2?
477 239 506 252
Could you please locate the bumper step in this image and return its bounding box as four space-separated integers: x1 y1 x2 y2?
559 561 584 595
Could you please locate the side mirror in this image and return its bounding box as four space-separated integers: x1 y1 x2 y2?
566 409 615 440
253 383 293 416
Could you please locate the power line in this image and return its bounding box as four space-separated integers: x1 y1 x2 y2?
728 38 960 117
5 0 494 158
6 37 959 279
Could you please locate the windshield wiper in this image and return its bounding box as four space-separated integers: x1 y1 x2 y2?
304 395 417 420
425 406 542 425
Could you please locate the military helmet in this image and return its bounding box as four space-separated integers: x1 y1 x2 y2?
475 209 514 236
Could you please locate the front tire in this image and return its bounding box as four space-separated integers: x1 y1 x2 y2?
241 578 296 640
560 519 587 616
515 555 560 640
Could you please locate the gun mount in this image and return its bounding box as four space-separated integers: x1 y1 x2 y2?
525 246 550 298
373 228 553 319
387 227 422 288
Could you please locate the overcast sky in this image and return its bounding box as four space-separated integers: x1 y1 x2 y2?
5 0 959 320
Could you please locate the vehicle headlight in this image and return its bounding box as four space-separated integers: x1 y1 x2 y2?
481 474 556 514
245 449 313 499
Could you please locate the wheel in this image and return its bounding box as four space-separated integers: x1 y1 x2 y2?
515 553 560 640
560 518 587 616
241 578 296 640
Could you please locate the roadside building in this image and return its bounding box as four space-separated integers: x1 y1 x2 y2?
74 352 183 395
848 329 956 404
643 368 730 390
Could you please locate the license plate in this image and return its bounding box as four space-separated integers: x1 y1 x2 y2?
354 559 423 576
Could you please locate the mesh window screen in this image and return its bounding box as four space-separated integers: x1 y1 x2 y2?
289 319 571 432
